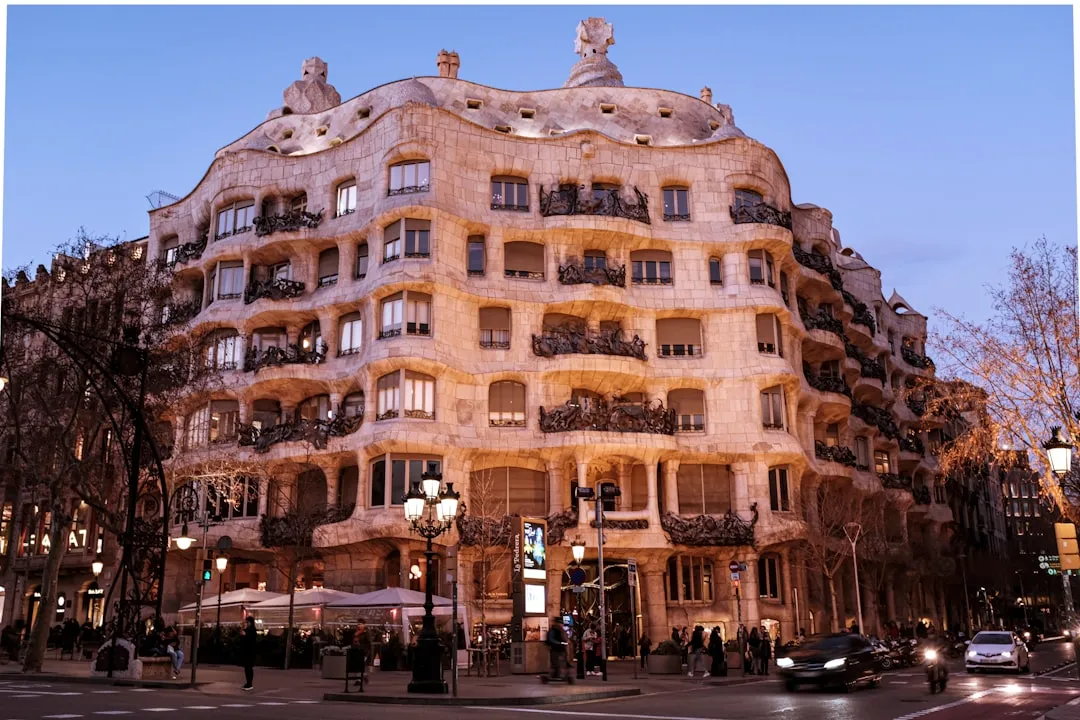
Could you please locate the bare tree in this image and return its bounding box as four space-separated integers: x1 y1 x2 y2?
800 480 862 633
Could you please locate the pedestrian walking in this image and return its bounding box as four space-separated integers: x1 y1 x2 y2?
639 632 651 670
687 625 706 678
747 627 761 675
708 627 726 677
546 617 569 680
583 624 599 676
240 617 257 691
758 627 771 675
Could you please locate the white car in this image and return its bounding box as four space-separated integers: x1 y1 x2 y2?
965 631 1030 673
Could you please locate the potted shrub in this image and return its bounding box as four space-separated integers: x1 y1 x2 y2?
320 646 346 679
648 640 683 674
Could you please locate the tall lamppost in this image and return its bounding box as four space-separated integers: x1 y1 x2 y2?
170 483 222 685
570 538 586 680
843 522 864 635
214 555 228 637
403 470 461 694
1044 426 1077 616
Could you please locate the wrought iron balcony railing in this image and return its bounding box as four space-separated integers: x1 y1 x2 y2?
238 414 361 453
878 473 911 491
729 201 792 230
803 365 852 397
792 244 844 290
800 307 845 338
169 236 208 266
852 403 901 439
902 346 935 369
539 397 675 435
900 435 925 456
557 262 627 287
841 290 877 335
244 278 305 304
244 343 325 373
844 340 887 382
253 209 324 237
815 441 858 467
539 184 651 225
161 301 200 327
388 182 430 197
532 326 647 361
657 343 701 358
913 486 932 505
480 329 511 349
906 395 926 417
659 504 758 547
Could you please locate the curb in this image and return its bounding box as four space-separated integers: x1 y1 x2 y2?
704 676 766 687
323 687 641 706
0 672 203 689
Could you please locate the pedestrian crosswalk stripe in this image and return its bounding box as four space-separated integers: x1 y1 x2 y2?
94 711 133 715
291 700 319 704
183 706 217 710
11 695 42 698
43 714 83 718
92 691 119 694
143 709 176 712
258 702 286 705
221 704 252 708
131 689 155 693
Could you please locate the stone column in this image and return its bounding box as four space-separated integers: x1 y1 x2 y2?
802 411 817 456
742 552 760 627
732 463 751 517
319 313 338 358
340 241 357 285
616 464 630 511
547 567 563 620
642 567 668 649
576 461 589 529
662 461 680 517
781 549 794 640
547 462 565 516
202 267 213 310
722 253 741 296
325 465 340 508
645 463 660 526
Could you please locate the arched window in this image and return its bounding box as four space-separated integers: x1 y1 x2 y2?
318 247 339 287
708 257 723 285
205 329 241 371
489 381 526 427
336 180 357 217
298 394 331 422
388 160 431 196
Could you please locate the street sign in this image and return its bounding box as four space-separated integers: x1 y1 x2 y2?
627 558 638 588
730 572 740 581
739 562 747 572
729 560 740 572
569 567 586 586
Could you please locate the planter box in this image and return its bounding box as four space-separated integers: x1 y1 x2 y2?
321 655 346 680
647 654 683 674
727 651 743 671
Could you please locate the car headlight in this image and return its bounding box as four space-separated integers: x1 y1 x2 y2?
924 649 938 661
967 650 977 658
1066 630 1073 637
824 658 846 670
777 657 794 668
1001 651 1013 658
1023 632 1031 639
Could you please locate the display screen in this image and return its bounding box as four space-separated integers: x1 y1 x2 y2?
524 583 546 614
522 520 547 580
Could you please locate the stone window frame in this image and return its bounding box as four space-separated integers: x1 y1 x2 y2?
388 160 431 196
656 317 703 358
630 249 673 286
338 312 363 356
666 554 714 605
215 200 255 241
356 242 369 279
467 235 486 276
760 385 786 431
661 186 691 222
503 241 546 280
479 306 511 349
379 290 432 338
755 313 784 358
488 381 526 427
748 249 776 288
668 388 705 433
855 437 870 469
317 247 340 287
768 466 790 512
369 455 443 509
336 179 357 217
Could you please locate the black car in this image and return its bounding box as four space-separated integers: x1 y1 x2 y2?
776 633 882 692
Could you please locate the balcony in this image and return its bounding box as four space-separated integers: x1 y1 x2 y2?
906 395 926 417
902 346 935 369
260 504 355 547
841 290 877 335
539 397 675 435
815 441 857 467
792 244 843 290
844 340 887 383
244 343 325 373
657 343 701 358
729 201 792 231
168 236 207 266
800 307 845 339
852 403 900 439
879 473 911 491
803 364 852 397
161 300 200 327
900 435 925 455
913 486 932 505
532 326 647 361
659 505 758 547
253 209 324 237
557 262 627 287
539 184 651 225
504 269 545 280
244 278 305 305
237 414 361 453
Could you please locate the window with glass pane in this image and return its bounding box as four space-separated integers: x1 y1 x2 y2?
757 556 780 599
381 295 403 337
356 243 369 279
491 176 529 210
820 360 840 379
584 250 607 271
467 236 486 275
734 189 763 211
206 330 241 370
630 250 673 285
389 161 430 195
300 321 322 354
824 423 840 447
656 318 702 357
318 248 339 286
289 193 308 214
268 261 291 281
756 314 783 356
370 459 387 506
504 241 545 278
676 464 730 515
217 262 243 299
662 187 690 221
748 249 775 287
209 400 239 443
489 381 526 426
336 181 357 217
669 389 705 432
761 386 785 429
184 405 210 450
377 372 401 418
252 399 280 431
339 313 363 355
298 394 331 422
162 236 179 265
709 257 722 285
384 221 402 262
406 294 431 335
855 437 870 468
404 371 435 418
874 450 890 474
479 307 511 348
768 467 790 511
404 219 431 258
342 392 364 418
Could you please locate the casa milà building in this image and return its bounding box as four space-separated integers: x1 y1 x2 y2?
152 18 956 644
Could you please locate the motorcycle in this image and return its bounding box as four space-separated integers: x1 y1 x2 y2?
924 648 949 694
895 639 918 668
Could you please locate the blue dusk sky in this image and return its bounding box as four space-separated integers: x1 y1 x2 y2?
3 5 1075 327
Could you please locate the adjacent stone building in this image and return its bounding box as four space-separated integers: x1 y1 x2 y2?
150 19 961 644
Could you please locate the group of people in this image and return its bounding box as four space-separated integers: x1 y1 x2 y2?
0 619 105 664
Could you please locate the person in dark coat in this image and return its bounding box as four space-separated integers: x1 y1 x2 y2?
708 627 727 676
638 632 651 670
759 628 772 675
747 628 761 674
240 617 257 691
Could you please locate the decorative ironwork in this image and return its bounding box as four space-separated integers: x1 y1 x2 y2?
792 244 843 290
659 504 758 547
800 306 845 338
589 518 648 530
842 290 877 335
237 414 361 453
912 486 932 505
376 409 399 421
244 343 325 372
663 213 691 222
804 363 851 397
878 473 911 491
491 202 529 212
379 328 403 339
456 507 579 547
900 434 925 455
906 395 926 417
172 236 207 265
531 326 647 361
253 209 324 237
557 261 627 287
844 340 886 383
161 301 200 327
539 184 651 225
260 503 356 548
730 201 792 230
388 183 429 197
243 278 305 304
852 403 900 439
539 397 675 435
815 441 857 467
404 409 435 420
902 346 934 369
489 418 526 428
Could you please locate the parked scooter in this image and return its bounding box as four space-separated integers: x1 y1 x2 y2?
895 639 919 668
924 647 949 694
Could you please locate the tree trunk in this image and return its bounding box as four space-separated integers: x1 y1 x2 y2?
827 573 840 634
1 485 25 627
283 556 297 671
23 511 69 672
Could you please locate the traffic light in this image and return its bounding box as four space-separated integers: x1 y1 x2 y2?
201 559 212 583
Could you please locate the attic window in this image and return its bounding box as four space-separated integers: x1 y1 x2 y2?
635 135 652 146
357 107 371 120
329 137 343 147
599 103 616 115
519 108 536 120
658 107 673 118
281 129 294 140
267 145 281 154
315 126 328 137
282 107 293 116
708 119 720 131
494 125 512 134
466 98 483 110
548 129 564 137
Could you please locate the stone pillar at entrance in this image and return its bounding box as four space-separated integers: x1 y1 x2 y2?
576 461 589 529
662 461 679 516
548 463 566 516
547 567 563 619
645 463 660 526
642 567 667 650
742 552 760 628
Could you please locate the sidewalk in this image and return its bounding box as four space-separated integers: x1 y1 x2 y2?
1046 697 1080 720
0 657 763 706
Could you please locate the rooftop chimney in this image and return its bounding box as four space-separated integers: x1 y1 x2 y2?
700 87 713 104
437 50 460 79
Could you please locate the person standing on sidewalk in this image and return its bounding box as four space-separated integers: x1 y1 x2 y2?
687 625 706 678
546 618 569 681
638 632 651 670
708 627 726 677
240 617 257 691
747 627 761 675
758 627 772 675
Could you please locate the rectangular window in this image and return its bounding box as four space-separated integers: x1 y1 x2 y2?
825 423 840 447
339 314 363 355
184 406 210 450
760 387 785 429
404 219 431 258
666 555 714 604
632 260 672 285
757 556 780 599
768 467 790 512
216 202 254 240
756 314 783 356
217 262 244 300
356 244 370 279
479 307 511 349
662 188 690 221
709 258 723 285
748 250 775 287
370 459 386 507
336 182 357 217
377 373 401 418
406 296 431 335
404 372 435 418
874 450 891 475
491 178 529 210
389 161 431 195
381 296 403 337
209 400 239 443
384 222 402 262
467 237 486 275
855 437 870 469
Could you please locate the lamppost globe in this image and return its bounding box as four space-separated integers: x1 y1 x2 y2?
438 483 460 523
1043 426 1074 479
421 471 442 501
571 539 586 564
92 560 104 577
173 523 195 551
404 483 426 523
215 556 228 573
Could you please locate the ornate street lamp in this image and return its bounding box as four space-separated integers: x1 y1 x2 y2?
91 559 104 577
173 522 195 551
1043 426 1074 479
402 470 462 694
571 538 586 564
569 537 587 679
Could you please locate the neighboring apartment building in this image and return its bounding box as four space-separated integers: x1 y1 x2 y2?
148 18 964 643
